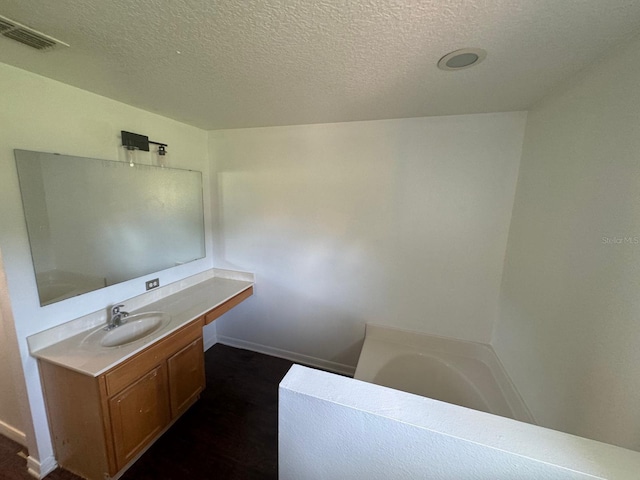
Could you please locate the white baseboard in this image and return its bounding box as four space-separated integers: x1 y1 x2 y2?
0 419 26 446
27 454 57 479
217 335 355 377
0 422 57 479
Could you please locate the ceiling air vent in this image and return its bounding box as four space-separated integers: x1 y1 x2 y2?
0 14 68 50
0 17 14 33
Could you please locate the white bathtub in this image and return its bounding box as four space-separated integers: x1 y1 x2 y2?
354 324 534 423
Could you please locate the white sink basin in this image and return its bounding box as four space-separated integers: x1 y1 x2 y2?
82 311 171 348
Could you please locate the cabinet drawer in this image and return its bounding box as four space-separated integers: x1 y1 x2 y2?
204 286 253 324
104 318 203 397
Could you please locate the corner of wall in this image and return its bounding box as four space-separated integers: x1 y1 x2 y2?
489 109 529 348
203 321 217 351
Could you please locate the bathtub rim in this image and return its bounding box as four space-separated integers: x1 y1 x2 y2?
356 323 536 425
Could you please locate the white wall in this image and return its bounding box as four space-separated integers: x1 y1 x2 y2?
0 62 212 471
280 365 640 479
494 34 640 450
0 313 25 441
0 248 31 447
210 113 526 371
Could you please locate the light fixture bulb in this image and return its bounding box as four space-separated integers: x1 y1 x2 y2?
125 146 136 167
156 145 168 168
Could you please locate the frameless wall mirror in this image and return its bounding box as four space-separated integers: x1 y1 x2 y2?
14 149 206 306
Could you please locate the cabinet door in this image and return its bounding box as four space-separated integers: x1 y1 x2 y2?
167 337 205 417
109 364 170 470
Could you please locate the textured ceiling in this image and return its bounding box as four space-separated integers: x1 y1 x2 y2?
1 1 640 130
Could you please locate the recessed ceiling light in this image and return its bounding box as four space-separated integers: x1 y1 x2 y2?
438 48 487 71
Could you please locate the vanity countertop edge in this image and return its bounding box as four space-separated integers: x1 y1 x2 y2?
29 276 254 377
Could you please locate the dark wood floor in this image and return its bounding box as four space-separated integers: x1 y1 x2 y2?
0 344 293 480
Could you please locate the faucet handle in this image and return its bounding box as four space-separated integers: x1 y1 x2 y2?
111 304 125 315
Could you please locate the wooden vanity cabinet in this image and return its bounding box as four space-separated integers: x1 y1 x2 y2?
39 285 253 480
39 317 205 480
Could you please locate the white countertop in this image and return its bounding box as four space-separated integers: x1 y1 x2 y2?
30 276 253 377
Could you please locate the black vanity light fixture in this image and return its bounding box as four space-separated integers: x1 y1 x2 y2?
121 130 169 167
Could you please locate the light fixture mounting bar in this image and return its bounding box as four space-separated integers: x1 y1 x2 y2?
121 131 168 151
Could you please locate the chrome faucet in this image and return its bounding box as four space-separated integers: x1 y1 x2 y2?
105 304 129 331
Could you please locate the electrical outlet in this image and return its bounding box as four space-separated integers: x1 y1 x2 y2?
145 278 160 290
